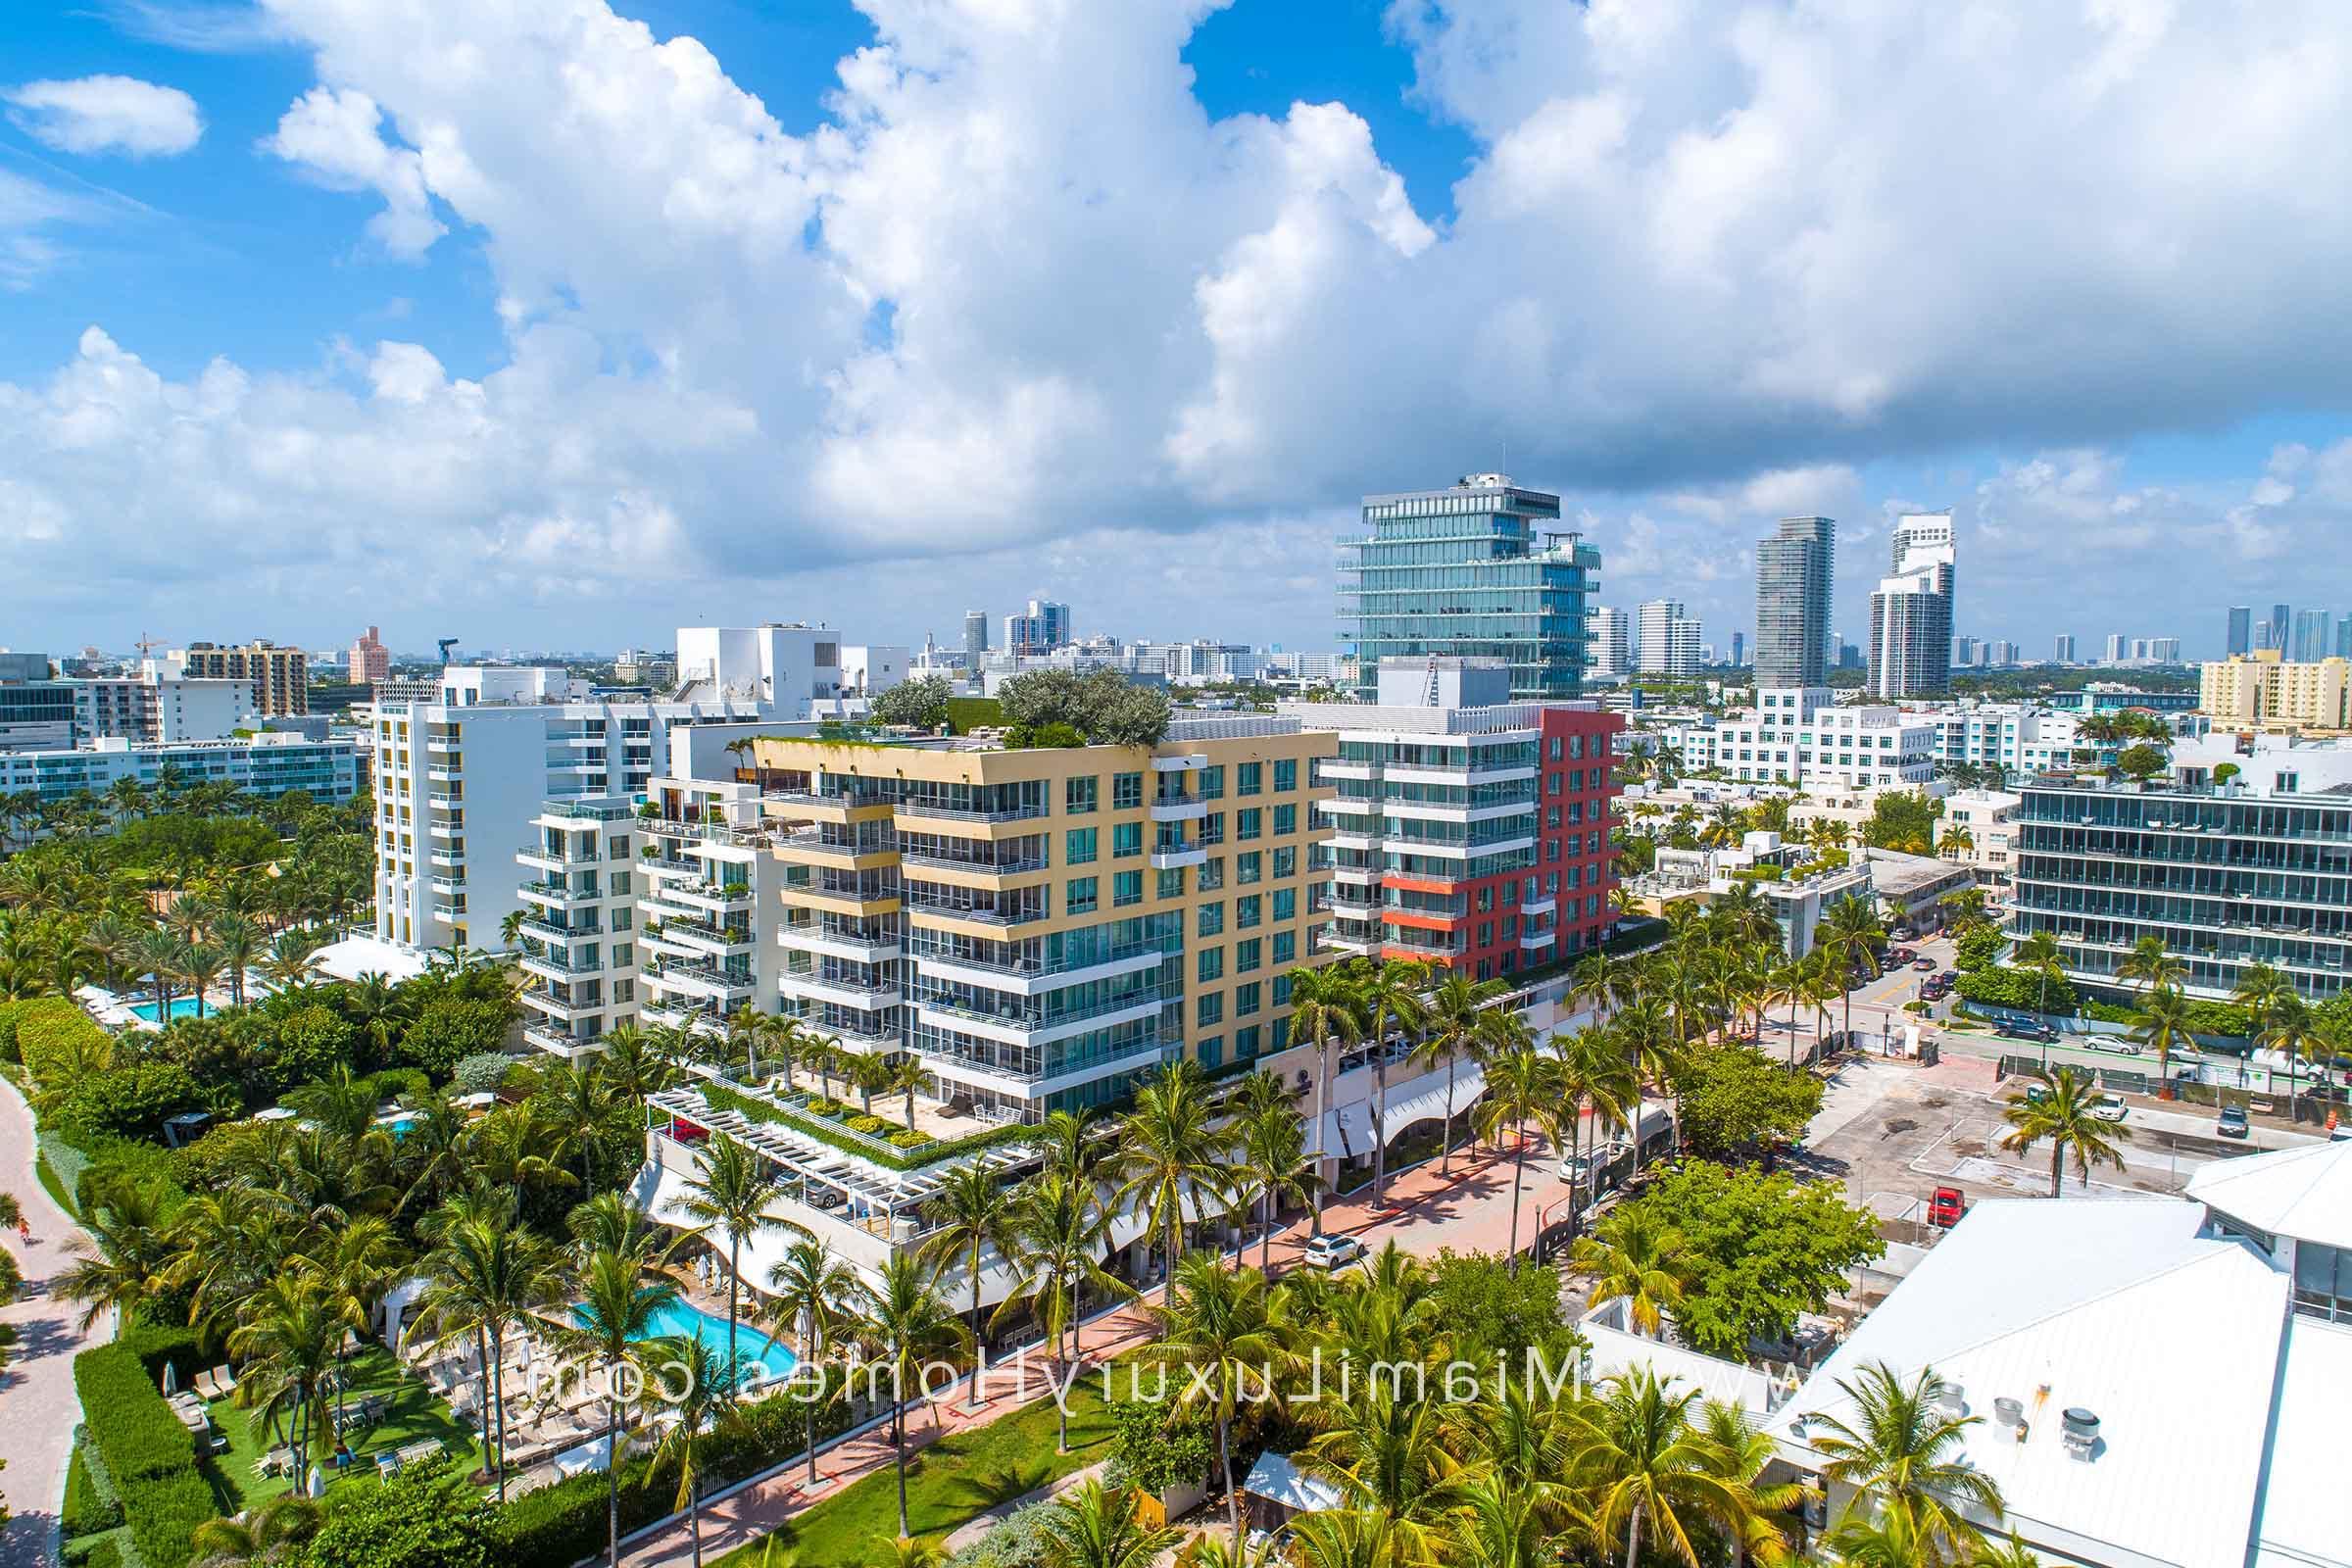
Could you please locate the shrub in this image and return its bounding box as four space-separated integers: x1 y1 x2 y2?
396 999 511 1081
67 1533 122 1568
946 1500 1058 1568
17 998 112 1087
64 1443 124 1537
887 1129 933 1150
359 1066 434 1103
74 1345 196 1483
1955 963 2078 1014
1953 924 2004 972
309 1459 493 1568
845 1114 889 1135
264 1004 358 1094
452 1053 515 1096
120 1470 216 1568
119 1316 207 1389
57 1063 208 1142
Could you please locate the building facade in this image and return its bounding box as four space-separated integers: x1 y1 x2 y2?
962 611 989 665
2008 735 2352 1001
1635 600 1702 678
1939 788 2021 890
1709 687 1936 791
512 798 644 1054
1340 474 1599 702
172 640 309 716
1283 662 1621 981
2202 651 2352 732
0 733 359 806
2227 607 2253 659
1004 600 1071 657
1867 512 1955 699
1754 514 1835 689
350 626 391 686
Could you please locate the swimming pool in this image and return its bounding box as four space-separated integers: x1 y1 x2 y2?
127 996 215 1024
571 1298 798 1389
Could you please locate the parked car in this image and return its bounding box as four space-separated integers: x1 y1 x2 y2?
1937 969 1959 984
1893 927 1920 942
1996 1019 2058 1044
2217 1104 2251 1140
2093 1095 2129 1123
1928 1187 1967 1227
1888 947 1917 963
2087 1036 2143 1055
1300 1234 1368 1270
1913 956 1937 971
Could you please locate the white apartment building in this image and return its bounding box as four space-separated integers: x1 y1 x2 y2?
1868 511 1956 698
0 732 360 808
75 662 258 743
1588 607 1632 679
1939 787 2021 889
374 629 825 956
1710 688 1936 790
1635 600 1702 677
840 645 908 697
514 798 644 1055
635 775 789 1045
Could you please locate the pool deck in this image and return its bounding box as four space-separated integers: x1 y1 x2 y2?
76 976 270 1032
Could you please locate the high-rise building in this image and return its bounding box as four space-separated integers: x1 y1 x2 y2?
2148 637 2181 663
2292 609 2332 663
2338 615 2352 660
172 639 308 715
2227 607 2253 659
1954 636 1981 667
1004 600 1071 657
2103 633 2130 663
1730 631 1745 668
350 625 390 686
2054 634 2078 663
1340 473 1599 701
1754 514 1834 688
2270 604 2292 652
2200 651 2352 732
962 610 989 666
1587 607 1631 679
1867 511 1955 698
1990 640 2021 666
1635 600 1702 678
1282 660 1620 978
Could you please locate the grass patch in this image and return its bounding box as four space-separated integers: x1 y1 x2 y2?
206 1345 485 1510
712 1377 1120 1568
38 1146 76 1217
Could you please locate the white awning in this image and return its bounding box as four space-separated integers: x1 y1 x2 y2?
1242 1450 1344 1513
1315 1061 1486 1157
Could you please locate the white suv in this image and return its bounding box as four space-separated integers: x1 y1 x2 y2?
1300 1234 1367 1270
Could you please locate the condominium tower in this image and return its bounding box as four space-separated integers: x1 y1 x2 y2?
1868 512 1955 698
1340 474 1600 702
2227 607 2252 660
1587 607 1631 680
1635 600 1702 678
2292 610 2334 664
172 639 309 715
963 611 989 665
1754 515 1835 688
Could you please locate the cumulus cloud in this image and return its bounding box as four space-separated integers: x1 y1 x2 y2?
7 0 2352 643
4 74 203 157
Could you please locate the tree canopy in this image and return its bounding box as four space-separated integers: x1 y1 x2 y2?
996 669 1172 748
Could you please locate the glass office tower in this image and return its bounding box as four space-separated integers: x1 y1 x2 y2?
1755 515 1835 688
1340 473 1600 702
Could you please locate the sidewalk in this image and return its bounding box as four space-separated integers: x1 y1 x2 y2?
618 1130 1553 1568
0 1079 101 1568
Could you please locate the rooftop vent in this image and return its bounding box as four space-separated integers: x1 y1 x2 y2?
1934 1382 1967 1419
2061 1406 2100 1461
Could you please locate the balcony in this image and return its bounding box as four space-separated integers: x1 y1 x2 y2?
1150 845 1207 870
779 923 903 964
425 736 462 757
428 874 466 895
780 971 901 1011
662 918 758 957
899 852 1051 887
426 764 463 783
536 799 634 824
1149 797 1208 823
801 1012 904 1054
427 791 464 808
910 942 1166 998
428 848 466 869
1521 894 1558 917
639 1000 722 1036
518 916 601 946
897 800 1049 825
524 1022 603 1058
517 946 604 981
905 900 1047 932
671 880 758 914
428 818 465 841
520 986 604 1022
647 958 756 1004
518 878 599 907
774 829 891 868
517 838 598 873
912 989 1164 1049
914 1034 1175 1098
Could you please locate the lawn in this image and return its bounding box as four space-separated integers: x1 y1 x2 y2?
712 1375 1121 1568
205 1344 486 1510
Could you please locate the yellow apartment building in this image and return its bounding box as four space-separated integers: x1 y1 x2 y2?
2200 650 2352 732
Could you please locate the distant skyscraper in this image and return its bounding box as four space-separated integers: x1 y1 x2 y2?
2054 634 2077 663
2103 633 2130 663
1953 635 1980 667
349 624 390 685
1731 631 1745 667
2226 607 2252 659
2148 637 2181 663
1636 600 1701 678
2291 609 2331 663
2338 614 2352 660
1341 474 1598 700
1754 515 1834 688
2272 604 2291 650
1588 607 1631 679
1868 511 1955 698
962 610 989 664
1004 599 1071 656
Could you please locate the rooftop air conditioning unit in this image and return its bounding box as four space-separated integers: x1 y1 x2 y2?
2060 1406 2100 1460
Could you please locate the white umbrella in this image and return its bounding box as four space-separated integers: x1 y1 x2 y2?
162 1362 178 1395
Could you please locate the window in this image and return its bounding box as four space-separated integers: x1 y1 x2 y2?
1200 765 1224 800
1237 851 1263 884
1199 856 1224 891
1478 920 1494 946
1064 877 1098 915
1547 772 1563 797
1065 826 1098 865
612 907 633 930
1112 771 1144 809
1238 808 1263 840
1199 1035 1224 1070
1235 937 1261 973
1272 973 1292 1005
1156 867 1186 899
1113 869 1143 906
1066 775 1098 814
1546 807 1561 829
1273 846 1297 879
1197 992 1223 1027
1237 761 1263 796
1235 1025 1260 1058
1273 930 1296 964
1273 887 1296 921
1476 885 1494 912
1548 736 1564 760
1274 759 1298 791
613 944 633 968
1198 947 1223 983
1273 803 1297 835
609 871 631 895
1113 821 1144 858
1237 894 1262 928
1235 982 1261 1018
1198 902 1224 937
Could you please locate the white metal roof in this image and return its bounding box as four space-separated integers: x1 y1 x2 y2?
2185 1138 2352 1250
1241 1450 1345 1513
2251 1319 2352 1568
1772 1199 2290 1568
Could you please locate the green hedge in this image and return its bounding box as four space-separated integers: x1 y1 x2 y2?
120 1316 208 1389
65 1442 125 1537
74 1345 196 1483
2082 997 2255 1037
120 1471 217 1568
1954 964 2078 1014
696 1083 1038 1173
16 997 112 1085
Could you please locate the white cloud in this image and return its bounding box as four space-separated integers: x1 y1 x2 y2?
3 74 203 157
8 0 2352 645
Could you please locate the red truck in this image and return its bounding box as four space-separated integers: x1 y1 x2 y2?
1929 1187 1967 1228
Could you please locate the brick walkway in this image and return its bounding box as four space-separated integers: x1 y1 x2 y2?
619 1127 1566 1568
1 1079 102 1568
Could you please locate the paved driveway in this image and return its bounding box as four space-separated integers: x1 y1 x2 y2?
1 1079 100 1568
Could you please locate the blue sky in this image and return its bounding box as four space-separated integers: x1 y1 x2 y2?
4 0 2350 662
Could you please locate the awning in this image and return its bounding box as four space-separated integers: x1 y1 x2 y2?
553 1436 613 1477
1315 1061 1487 1157
1241 1451 1345 1513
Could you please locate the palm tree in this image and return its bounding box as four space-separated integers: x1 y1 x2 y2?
1819 895 1885 1050
533 1056 616 1192
1361 959 1430 1204
2128 984 2195 1089
179 940 225 1020
1236 1102 1322 1271
766 1237 859 1485
1570 1207 1690 1337
55 1177 176 1330
992 1175 1131 1453
1285 966 1364 1234
638 1334 730 1568
1037 1478 1183 1568
1038 1106 1106 1187
1112 1060 1231 1281
677 1135 796 1395
1568 1369 1788 1568
1999 1068 2130 1198
919 1162 1020 1407
1415 971 1506 1176
1287 1508 1402 1568
2260 993 2328 1124
555 1245 682 1566
299 1213 409 1427
1296 1389 1460 1563
597 1022 681 1101
1469 1020 1562 1271
2117 934 2185 1002
213 911 261 1008
889 1054 926 1132
2012 931 2067 1025
226 1274 344 1488
135 924 181 1024
1143 1255 1284 1540
416 1212 564 1501
763 1014 809 1094
1807 1363 2004 1566
2231 962 2294 1064
187 1495 324 1564
850 1253 972 1541
1552 1024 1636 1219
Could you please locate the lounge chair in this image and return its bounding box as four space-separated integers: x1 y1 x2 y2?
214 1364 237 1394
193 1369 222 1400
